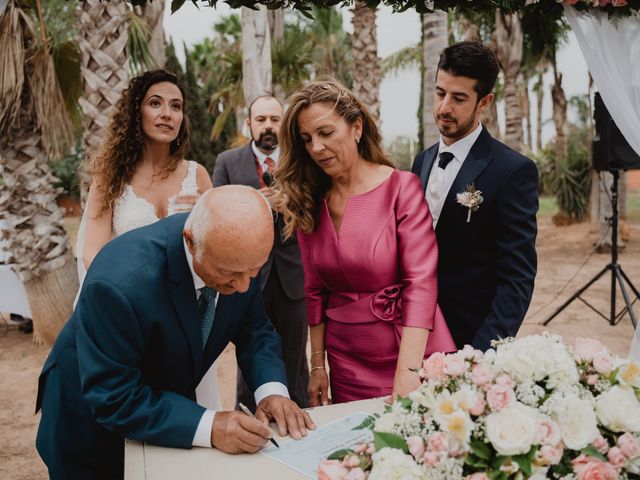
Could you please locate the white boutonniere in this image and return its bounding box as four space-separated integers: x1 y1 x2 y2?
456 183 483 223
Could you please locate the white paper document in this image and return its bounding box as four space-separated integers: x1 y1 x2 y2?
260 411 373 478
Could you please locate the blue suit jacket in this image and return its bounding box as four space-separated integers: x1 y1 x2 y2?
412 128 539 351
35 214 287 479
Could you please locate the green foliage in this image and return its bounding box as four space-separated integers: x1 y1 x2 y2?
127 11 156 75
49 145 83 198
353 413 380 430
373 431 408 454
326 448 354 460
536 123 592 221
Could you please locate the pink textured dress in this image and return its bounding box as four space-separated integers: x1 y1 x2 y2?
298 170 456 403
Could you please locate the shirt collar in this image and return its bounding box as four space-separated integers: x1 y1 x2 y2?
183 237 205 291
251 141 280 165
438 122 483 163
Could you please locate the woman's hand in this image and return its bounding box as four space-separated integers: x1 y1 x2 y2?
308 368 331 407
388 367 421 404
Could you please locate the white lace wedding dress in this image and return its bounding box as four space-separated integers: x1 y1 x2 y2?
75 161 221 409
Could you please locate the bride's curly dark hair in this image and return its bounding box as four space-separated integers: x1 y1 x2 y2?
87 69 190 214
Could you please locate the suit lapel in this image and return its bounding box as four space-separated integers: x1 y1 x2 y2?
166 215 203 376
239 143 262 189
437 128 494 230
419 147 438 190
201 294 236 376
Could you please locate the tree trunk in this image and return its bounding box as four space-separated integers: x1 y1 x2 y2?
135 0 166 68
76 0 130 202
495 10 523 151
351 0 381 122
241 5 272 105
0 133 78 346
458 16 480 42
520 73 532 151
422 11 448 148
551 57 567 162
534 71 544 152
268 8 285 103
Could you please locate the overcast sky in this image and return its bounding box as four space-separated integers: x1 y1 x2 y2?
163 1 590 147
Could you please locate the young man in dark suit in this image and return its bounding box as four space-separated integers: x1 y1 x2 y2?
212 96 310 410
412 41 539 351
36 187 314 479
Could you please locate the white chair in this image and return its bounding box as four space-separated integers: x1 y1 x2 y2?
0 220 32 318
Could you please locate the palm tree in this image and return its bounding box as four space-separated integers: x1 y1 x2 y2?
351 0 381 122
495 10 524 150
134 0 166 68
241 5 272 105
0 0 82 345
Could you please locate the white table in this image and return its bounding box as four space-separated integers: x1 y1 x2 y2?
125 397 384 479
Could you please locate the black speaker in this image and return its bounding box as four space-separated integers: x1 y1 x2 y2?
592 92 640 171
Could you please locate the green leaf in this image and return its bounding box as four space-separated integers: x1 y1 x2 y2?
469 440 492 460
397 396 412 410
492 455 507 470
512 453 532 477
464 456 489 469
170 0 187 14
327 448 353 461
373 431 408 454
581 445 607 462
353 413 379 431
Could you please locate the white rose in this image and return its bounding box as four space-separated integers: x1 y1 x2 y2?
595 385 640 432
554 396 599 450
369 448 427 480
485 403 537 456
374 413 397 433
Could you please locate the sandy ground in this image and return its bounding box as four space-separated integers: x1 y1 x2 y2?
1 215 639 479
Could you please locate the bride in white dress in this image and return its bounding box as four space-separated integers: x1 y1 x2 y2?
75 70 221 409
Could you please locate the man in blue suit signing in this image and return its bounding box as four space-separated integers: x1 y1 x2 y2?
36 186 315 479
412 42 539 351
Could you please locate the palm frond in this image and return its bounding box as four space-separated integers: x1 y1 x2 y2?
52 40 82 130
127 10 155 74
382 44 420 76
30 49 75 160
210 106 231 141
0 2 32 136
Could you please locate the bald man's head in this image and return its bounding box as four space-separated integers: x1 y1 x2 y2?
184 186 273 294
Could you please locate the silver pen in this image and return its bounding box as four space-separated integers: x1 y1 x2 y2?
238 402 280 448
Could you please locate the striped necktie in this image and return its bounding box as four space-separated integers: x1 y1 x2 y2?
198 287 217 348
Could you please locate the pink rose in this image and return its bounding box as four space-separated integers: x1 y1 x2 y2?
612 0 628 6
618 432 640 459
536 417 562 446
608 447 626 468
427 432 449 452
471 363 492 386
470 392 486 416
593 352 614 375
342 455 360 468
366 445 376 455
354 443 368 454
564 0 580 4
444 353 467 377
593 435 610 454
466 474 490 480
345 468 366 480
587 374 600 386
494 374 515 389
423 451 441 467
574 337 608 362
406 436 426 461
486 384 515 411
460 344 483 361
318 460 349 480
422 352 446 382
539 445 564 465
572 454 620 480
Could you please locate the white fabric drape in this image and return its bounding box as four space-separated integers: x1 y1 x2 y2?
564 5 640 156
564 6 640 361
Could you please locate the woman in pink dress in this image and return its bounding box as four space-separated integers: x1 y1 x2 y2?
271 80 456 405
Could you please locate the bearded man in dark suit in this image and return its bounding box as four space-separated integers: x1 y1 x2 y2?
212 96 310 410
412 42 539 351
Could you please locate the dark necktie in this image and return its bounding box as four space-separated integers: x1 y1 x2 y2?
438 151 455 169
198 287 217 348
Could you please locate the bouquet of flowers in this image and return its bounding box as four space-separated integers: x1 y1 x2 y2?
319 333 640 480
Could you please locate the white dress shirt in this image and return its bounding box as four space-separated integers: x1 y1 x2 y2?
426 122 484 228
183 240 290 447
251 142 280 171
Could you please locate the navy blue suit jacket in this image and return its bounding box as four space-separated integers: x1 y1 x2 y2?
412 128 539 351
35 214 287 479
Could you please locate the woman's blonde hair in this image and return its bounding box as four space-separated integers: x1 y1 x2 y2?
271 79 392 238
86 69 190 214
